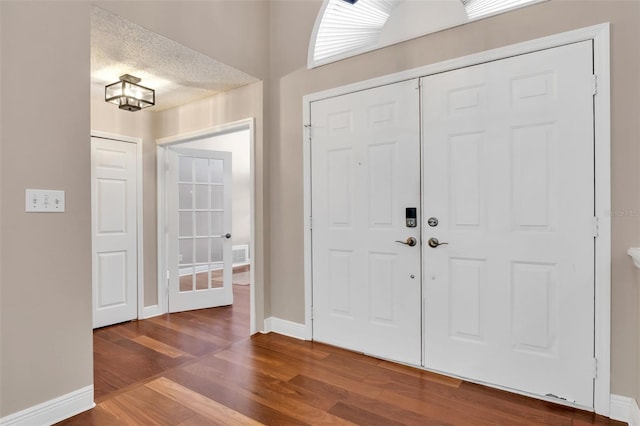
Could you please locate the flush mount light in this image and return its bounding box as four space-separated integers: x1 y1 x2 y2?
105 74 155 112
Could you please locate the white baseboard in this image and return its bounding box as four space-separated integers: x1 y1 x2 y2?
263 316 310 340
633 399 640 426
610 394 640 425
141 304 163 319
0 385 94 426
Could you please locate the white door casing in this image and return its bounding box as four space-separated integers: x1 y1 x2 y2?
167 148 233 313
91 137 138 328
311 79 422 365
422 41 595 406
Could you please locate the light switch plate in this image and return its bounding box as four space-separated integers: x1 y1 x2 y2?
25 189 65 212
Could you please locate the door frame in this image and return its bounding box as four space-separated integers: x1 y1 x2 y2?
156 118 258 334
90 131 145 322
302 23 611 415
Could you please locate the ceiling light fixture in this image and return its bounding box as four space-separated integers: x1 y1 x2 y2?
105 74 155 112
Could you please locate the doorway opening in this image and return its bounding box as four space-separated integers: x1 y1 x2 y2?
157 119 257 334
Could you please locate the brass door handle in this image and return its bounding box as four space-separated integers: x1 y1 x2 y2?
428 237 448 248
395 237 417 247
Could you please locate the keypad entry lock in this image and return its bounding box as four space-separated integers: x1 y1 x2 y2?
406 207 417 228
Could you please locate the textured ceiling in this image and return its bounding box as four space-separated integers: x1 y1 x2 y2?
91 7 258 112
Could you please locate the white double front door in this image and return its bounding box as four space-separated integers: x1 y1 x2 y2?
311 41 595 407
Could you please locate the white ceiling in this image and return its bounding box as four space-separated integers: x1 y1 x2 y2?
91 7 258 112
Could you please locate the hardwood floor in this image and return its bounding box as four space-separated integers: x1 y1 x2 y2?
58 285 622 425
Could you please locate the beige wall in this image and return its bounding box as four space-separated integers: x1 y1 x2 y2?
156 82 267 330
268 0 640 399
0 1 269 419
90 99 158 306
0 1 93 416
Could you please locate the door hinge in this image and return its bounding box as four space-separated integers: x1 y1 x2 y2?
593 216 599 238
592 357 598 379
309 216 313 230
591 75 597 96
304 124 312 140
310 306 314 320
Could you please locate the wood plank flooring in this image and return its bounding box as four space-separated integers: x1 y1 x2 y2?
57 285 622 425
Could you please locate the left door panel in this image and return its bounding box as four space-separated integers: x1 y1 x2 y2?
91 137 138 328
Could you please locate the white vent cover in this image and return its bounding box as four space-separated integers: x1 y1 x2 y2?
232 245 249 265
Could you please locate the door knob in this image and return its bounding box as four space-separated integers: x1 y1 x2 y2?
395 237 417 247
428 237 448 248
225 233 231 239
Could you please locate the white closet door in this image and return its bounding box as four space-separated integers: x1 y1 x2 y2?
92 137 138 328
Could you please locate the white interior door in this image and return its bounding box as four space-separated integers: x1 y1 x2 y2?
167 148 233 313
91 137 138 328
311 79 422 365
422 41 595 406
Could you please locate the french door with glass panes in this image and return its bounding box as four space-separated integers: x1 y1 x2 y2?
167 148 233 312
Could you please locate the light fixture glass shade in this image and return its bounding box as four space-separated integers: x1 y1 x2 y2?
105 74 155 112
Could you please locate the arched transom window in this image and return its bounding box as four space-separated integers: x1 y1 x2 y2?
308 0 546 68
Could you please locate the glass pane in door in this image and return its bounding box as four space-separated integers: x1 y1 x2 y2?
211 211 224 235
211 186 224 209
210 262 224 289
179 212 193 237
195 158 209 183
179 157 193 182
195 185 208 209
179 184 193 209
210 159 223 183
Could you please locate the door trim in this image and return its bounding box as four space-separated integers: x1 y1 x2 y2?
302 23 611 415
156 118 259 334
90 130 145 321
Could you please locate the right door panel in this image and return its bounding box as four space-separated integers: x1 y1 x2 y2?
422 41 595 407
